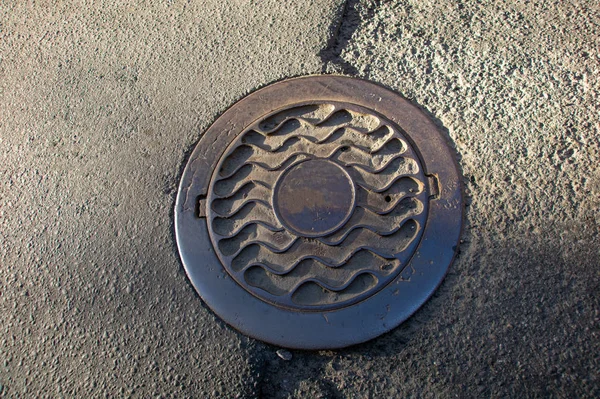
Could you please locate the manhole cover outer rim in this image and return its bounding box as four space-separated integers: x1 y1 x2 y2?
175 75 463 349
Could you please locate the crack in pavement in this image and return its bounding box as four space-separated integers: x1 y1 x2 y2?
319 0 383 74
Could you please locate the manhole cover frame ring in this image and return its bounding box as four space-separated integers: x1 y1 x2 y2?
175 75 463 350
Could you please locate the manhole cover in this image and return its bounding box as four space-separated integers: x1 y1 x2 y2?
175 76 463 349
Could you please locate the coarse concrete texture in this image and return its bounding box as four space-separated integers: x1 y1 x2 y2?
0 0 598 398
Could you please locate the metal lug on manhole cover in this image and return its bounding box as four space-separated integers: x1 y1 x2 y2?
175 76 463 349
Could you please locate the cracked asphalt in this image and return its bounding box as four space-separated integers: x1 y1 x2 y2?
1 0 598 397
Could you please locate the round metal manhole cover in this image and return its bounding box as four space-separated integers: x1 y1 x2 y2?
175 76 463 349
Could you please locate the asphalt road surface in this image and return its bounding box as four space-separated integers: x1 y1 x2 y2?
1 0 598 397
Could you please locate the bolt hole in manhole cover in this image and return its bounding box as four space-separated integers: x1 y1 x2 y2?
175 76 463 349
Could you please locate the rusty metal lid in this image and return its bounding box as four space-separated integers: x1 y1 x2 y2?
175 76 463 349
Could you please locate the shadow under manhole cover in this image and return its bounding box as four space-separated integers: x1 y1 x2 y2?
175 76 463 349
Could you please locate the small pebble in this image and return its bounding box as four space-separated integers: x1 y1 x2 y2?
276 349 292 361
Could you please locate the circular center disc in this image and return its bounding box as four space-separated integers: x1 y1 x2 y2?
273 159 355 237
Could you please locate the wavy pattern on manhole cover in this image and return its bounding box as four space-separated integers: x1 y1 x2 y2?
207 103 429 310
175 76 463 349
